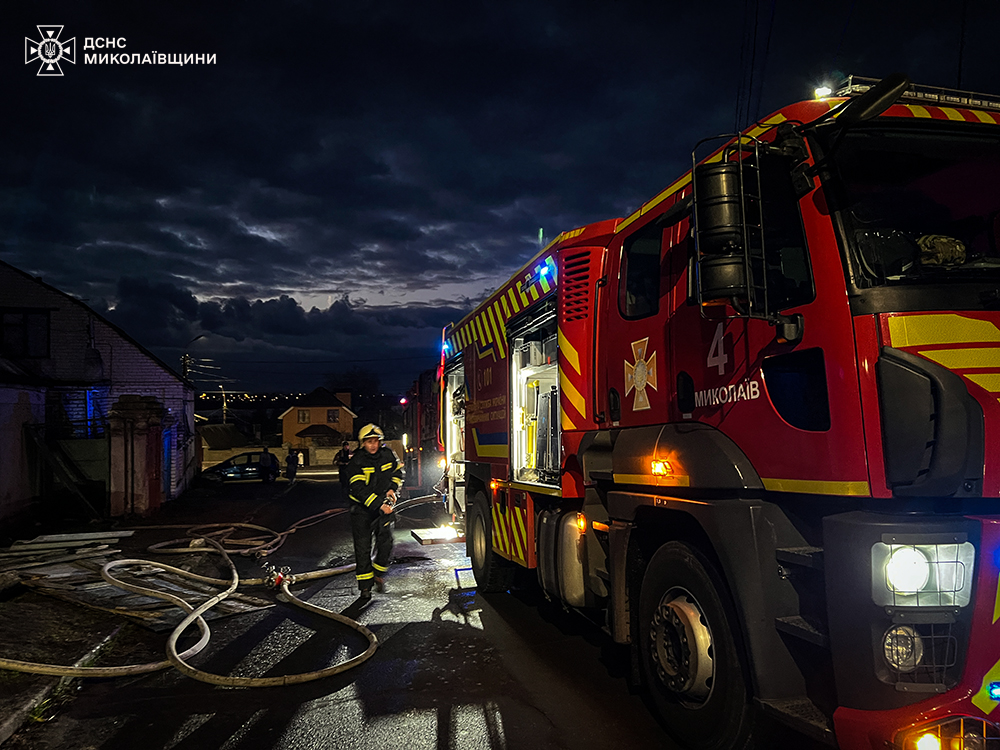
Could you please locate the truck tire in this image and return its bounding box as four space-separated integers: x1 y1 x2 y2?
639 541 756 750
469 493 514 593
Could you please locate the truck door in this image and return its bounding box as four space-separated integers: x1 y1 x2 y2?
598 217 673 428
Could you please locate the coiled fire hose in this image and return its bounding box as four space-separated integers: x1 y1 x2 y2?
0 516 375 683
0 495 447 684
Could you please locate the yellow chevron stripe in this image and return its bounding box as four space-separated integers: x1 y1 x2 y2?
539 273 551 294
966 373 1000 392
906 104 932 118
491 503 500 549
501 294 511 318
993 565 1000 623
560 369 587 420
558 328 580 374
918 347 1000 369
495 503 509 553
529 284 540 301
508 287 521 313
515 507 527 562
510 509 523 561
889 314 1000 347
973 110 999 125
972 657 1000 716
487 305 505 358
938 106 966 122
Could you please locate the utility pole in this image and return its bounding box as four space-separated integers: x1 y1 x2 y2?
220 386 228 424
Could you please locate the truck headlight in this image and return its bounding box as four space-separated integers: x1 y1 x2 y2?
886 547 930 594
871 541 975 607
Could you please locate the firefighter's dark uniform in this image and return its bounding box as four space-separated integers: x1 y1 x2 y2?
346 444 404 593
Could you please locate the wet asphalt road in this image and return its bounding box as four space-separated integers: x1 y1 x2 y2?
7 475 677 750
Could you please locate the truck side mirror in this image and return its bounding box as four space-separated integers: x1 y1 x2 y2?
693 161 753 305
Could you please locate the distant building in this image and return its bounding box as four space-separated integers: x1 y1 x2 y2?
280 388 356 449
0 260 198 523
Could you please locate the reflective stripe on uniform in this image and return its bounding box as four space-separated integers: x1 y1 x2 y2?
372 562 388 573
365 493 378 507
356 571 374 580
350 474 366 484
380 462 392 471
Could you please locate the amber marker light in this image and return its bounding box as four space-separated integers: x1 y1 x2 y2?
914 733 940 750
490 479 498 490
576 513 587 533
651 459 672 476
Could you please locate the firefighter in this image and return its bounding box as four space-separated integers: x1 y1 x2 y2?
346 423 403 600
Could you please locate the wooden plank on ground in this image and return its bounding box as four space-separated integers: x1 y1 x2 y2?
26 531 134 543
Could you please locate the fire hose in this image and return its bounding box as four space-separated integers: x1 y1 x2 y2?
0 493 446 685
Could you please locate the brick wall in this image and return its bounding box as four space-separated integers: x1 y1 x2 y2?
0 264 197 502
0 385 46 522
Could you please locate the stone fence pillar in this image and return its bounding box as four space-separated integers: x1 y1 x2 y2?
108 395 164 517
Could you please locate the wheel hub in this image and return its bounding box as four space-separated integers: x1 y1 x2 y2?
650 590 714 701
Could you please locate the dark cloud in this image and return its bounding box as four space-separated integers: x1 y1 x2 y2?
2 0 999 392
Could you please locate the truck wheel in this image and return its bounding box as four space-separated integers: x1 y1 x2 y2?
469 493 514 593
639 541 755 750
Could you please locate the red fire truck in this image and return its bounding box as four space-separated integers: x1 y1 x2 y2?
438 74 1000 749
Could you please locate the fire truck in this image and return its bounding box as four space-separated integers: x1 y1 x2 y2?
401 366 444 492
437 74 1000 749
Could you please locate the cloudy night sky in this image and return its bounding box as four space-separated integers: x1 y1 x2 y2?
3 1 999 395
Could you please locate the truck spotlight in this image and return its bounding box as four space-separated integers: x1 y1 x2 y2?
914 734 940 750
814 85 833 99
438 457 447 469
885 546 931 594
883 624 924 672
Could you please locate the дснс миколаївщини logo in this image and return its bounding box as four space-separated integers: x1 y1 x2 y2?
25 26 76 76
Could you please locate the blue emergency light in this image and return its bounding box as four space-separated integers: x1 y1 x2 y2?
990 682 1000 701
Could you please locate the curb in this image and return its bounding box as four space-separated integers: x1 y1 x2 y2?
0 629 120 747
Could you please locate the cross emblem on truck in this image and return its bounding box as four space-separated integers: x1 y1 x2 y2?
625 337 658 411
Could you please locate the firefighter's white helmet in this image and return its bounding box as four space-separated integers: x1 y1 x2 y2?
358 423 384 441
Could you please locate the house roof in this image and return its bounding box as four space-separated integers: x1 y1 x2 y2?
199 423 251 450
294 424 344 439
278 387 357 419
0 259 188 388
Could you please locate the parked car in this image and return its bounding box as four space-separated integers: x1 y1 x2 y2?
203 451 279 482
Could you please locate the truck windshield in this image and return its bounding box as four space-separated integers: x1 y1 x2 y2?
827 122 1000 289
